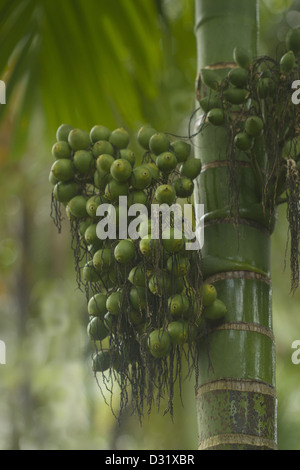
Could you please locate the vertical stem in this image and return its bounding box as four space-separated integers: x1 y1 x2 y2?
194 0 277 450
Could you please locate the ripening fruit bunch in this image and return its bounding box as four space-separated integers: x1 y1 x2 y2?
148 283 227 359
199 27 300 154
199 47 264 153
49 122 227 383
49 123 201 220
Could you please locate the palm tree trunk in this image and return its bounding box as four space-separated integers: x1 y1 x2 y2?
194 0 277 450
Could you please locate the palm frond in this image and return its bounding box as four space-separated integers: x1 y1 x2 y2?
0 0 166 160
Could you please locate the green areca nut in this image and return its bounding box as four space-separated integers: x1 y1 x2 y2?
148 329 171 358
92 140 114 158
143 162 160 181
199 95 222 113
88 293 108 317
245 116 264 137
106 291 124 316
129 286 146 311
110 158 132 182
67 195 88 218
162 228 185 253
92 350 111 372
87 316 108 341
96 154 115 173
90 125 111 142
52 140 72 159
170 140 191 162
139 235 157 257
127 189 148 206
120 148 136 166
109 128 130 149
78 218 93 237
234 132 253 151
233 46 251 69
128 265 146 287
167 255 190 277
180 157 202 179
105 179 129 202
202 283 217 307
286 27 300 54
155 184 176 205
82 261 102 282
128 307 144 326
228 67 248 87
114 239 135 264
68 128 91 151
280 51 295 74
103 312 117 331
51 159 74 182
204 298 227 320
207 108 225 126
94 170 112 191
200 68 220 90
130 166 152 190
53 181 78 203
93 247 113 271
84 224 100 246
149 132 170 155
148 272 172 296
86 195 102 218
73 150 94 174
167 321 189 345
56 123 74 142
156 151 177 173
173 177 194 198
49 171 58 185
137 126 157 150
168 294 189 318
223 88 248 105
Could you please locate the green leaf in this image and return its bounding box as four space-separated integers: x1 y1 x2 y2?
0 0 165 159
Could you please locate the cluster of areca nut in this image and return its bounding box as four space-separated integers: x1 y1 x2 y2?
198 27 300 292
199 27 300 169
199 28 300 156
49 122 227 417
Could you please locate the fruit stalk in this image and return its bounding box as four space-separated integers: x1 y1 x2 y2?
194 0 277 450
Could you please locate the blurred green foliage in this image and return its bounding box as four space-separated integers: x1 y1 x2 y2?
0 0 299 450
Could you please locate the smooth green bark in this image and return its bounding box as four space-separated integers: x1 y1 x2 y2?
194 0 277 450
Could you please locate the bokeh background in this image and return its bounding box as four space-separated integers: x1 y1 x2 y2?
0 0 299 450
